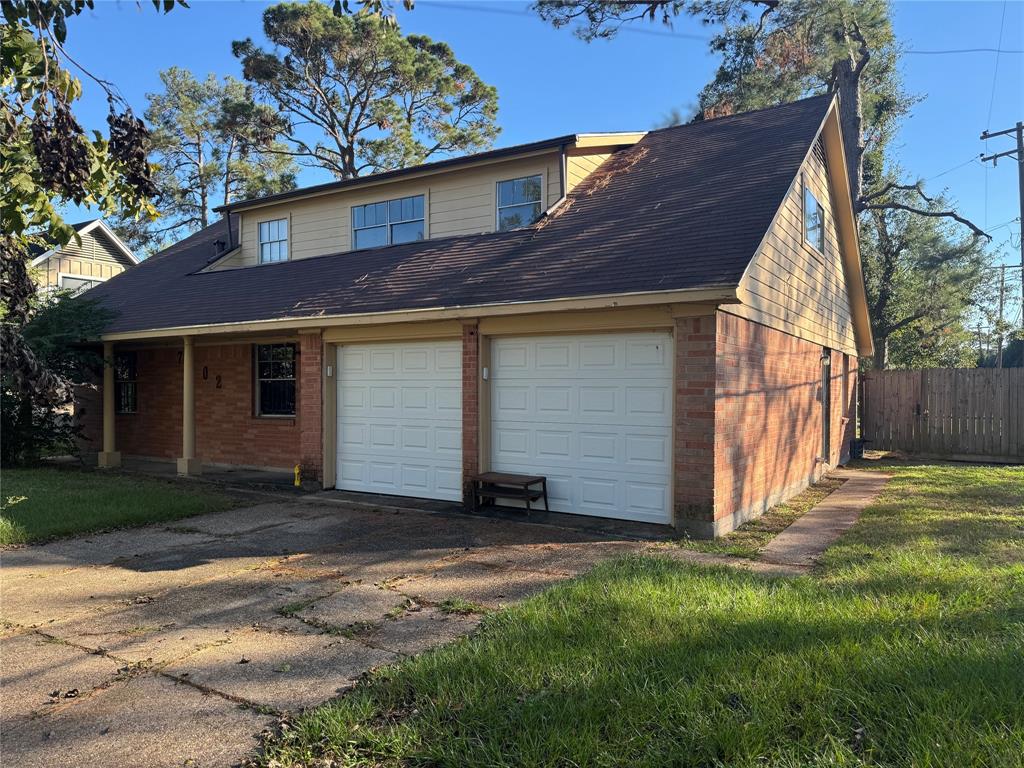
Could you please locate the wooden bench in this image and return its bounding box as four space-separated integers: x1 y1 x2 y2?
471 472 549 513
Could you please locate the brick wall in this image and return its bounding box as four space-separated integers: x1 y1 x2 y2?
461 322 480 505
297 333 323 481
673 315 717 522
80 340 311 471
674 311 856 537
194 343 301 469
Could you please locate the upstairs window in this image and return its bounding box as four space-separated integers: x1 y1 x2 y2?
115 352 137 414
352 194 425 250
255 343 296 417
803 179 825 254
259 219 289 263
59 275 103 294
497 175 543 231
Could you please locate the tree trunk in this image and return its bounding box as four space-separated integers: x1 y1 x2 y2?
873 335 888 370
198 135 208 228
223 136 236 208
831 57 864 209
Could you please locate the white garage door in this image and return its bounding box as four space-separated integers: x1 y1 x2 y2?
490 332 673 524
336 341 462 501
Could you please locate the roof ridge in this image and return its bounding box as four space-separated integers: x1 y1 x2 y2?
647 92 833 135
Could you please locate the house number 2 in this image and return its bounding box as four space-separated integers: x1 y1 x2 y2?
201 367 223 388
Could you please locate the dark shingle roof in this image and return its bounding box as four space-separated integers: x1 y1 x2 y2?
88 95 832 335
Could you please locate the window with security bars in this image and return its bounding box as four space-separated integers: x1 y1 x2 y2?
255 343 296 416
115 352 137 414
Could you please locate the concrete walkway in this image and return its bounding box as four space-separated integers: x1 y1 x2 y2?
759 469 889 567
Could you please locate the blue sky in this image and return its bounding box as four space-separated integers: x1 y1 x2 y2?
63 0 1023 266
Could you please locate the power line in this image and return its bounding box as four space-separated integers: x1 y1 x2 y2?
986 1 1009 129
906 47 1023 55
424 1 1024 52
924 156 981 182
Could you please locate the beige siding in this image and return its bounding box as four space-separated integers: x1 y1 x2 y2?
729 140 858 355
566 149 613 192
37 228 129 290
225 152 565 270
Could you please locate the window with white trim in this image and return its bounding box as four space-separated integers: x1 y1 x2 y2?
352 194 425 250
258 219 289 263
803 179 825 254
254 343 296 417
115 352 137 414
497 174 543 231
59 275 103 294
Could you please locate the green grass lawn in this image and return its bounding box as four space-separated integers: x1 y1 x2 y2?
0 467 242 545
675 476 847 558
257 462 1024 768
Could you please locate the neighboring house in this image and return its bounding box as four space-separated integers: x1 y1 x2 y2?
29 218 139 294
79 94 872 538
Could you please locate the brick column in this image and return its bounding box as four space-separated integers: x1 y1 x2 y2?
461 321 480 507
298 332 323 486
673 314 718 536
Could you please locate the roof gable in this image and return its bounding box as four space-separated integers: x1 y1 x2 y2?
30 219 139 269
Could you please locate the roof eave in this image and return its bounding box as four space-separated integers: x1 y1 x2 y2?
99 285 741 341
216 134 580 214
819 98 874 358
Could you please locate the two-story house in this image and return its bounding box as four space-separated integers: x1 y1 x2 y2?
79 94 872 538
30 219 138 293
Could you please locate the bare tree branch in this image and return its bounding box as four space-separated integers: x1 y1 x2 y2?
862 200 991 241
860 181 991 240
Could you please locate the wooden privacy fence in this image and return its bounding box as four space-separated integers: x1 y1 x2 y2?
862 368 1024 463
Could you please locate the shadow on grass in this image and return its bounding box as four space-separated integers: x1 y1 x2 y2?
257 462 1024 768
260 555 1024 768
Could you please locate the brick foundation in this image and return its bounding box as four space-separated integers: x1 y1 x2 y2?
674 311 856 537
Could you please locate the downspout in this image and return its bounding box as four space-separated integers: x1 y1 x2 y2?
224 207 234 251
538 141 571 221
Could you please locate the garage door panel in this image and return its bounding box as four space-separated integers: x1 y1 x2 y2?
626 339 668 367
494 427 530 459
337 341 462 502
434 427 462 454
536 342 572 369
436 347 461 371
536 429 572 460
627 482 669 513
435 387 462 413
490 332 672 524
579 431 617 462
626 434 668 465
493 425 670 473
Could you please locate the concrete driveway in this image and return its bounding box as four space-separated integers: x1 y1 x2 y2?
0 497 650 767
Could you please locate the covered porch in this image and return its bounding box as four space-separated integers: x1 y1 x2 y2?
84 330 325 485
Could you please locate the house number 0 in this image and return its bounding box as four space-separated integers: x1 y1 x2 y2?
200 367 223 389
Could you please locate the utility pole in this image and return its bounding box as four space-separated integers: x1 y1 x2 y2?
981 121 1024 328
